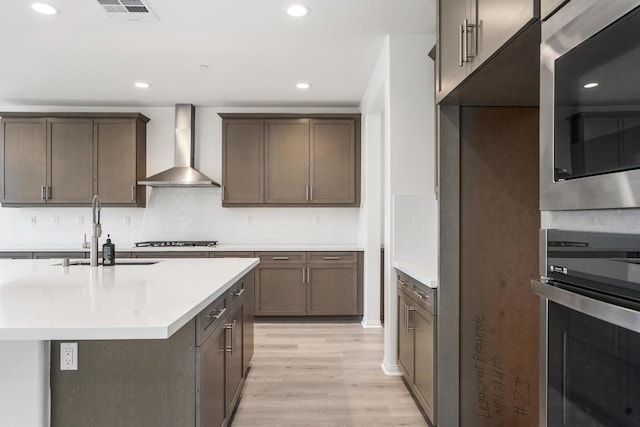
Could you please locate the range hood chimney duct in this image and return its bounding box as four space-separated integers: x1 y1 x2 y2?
138 104 220 187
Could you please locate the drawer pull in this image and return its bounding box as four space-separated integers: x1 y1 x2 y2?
323 256 341 260
206 307 226 320
398 279 410 288
413 290 429 300
234 288 245 297
272 256 289 260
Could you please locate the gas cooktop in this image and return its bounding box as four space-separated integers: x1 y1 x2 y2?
134 241 218 248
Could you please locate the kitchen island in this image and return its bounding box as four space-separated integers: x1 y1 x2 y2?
0 257 258 427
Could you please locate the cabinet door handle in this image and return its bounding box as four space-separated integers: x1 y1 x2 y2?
459 24 464 67
221 185 225 201
463 19 476 63
272 256 289 260
310 185 313 201
206 307 226 320
323 256 341 260
131 185 135 202
46 186 51 200
413 290 429 301
307 267 310 284
408 306 415 332
224 320 236 355
302 268 306 284
305 185 309 201
41 185 46 201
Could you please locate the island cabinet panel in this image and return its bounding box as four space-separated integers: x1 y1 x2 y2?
50 269 254 427
264 119 310 204
219 114 361 207
95 118 146 206
0 112 148 207
222 120 264 205
309 120 356 205
436 0 539 103
51 320 198 427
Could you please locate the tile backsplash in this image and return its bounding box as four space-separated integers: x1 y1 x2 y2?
393 193 438 273
0 187 361 248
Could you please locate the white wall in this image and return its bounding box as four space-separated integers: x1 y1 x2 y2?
360 34 437 373
0 106 362 248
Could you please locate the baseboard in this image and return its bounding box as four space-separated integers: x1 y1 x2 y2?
381 362 403 376
361 318 383 328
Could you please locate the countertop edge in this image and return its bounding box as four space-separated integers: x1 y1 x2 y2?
393 262 438 288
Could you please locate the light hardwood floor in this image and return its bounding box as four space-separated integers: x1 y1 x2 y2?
232 322 428 427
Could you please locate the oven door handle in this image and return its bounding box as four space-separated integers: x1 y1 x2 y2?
532 279 640 333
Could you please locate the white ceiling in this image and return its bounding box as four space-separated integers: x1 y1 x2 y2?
0 0 435 108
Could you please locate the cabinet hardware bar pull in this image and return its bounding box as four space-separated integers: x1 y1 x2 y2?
206 307 226 320
463 19 476 62
234 288 245 297
412 290 429 300
302 268 305 284
231 320 237 355
307 267 310 284
408 306 415 331
305 185 309 201
221 185 225 201
46 186 51 200
459 24 464 67
131 185 135 202
310 185 313 201
224 322 234 354
272 256 289 260
41 186 46 201
323 256 341 260
405 304 409 334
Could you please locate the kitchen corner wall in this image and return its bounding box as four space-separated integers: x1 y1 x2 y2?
0 106 362 248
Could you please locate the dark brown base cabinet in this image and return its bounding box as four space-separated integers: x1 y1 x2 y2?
254 251 363 316
50 270 254 427
397 272 437 424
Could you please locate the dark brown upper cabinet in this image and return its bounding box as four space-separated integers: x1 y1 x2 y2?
0 113 148 207
222 120 265 204
436 0 539 103
219 114 360 207
95 118 147 206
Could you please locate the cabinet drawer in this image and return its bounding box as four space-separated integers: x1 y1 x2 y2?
397 272 413 293
257 252 305 265
307 252 356 264
196 296 227 346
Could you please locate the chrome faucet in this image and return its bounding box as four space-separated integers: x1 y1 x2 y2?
90 195 102 267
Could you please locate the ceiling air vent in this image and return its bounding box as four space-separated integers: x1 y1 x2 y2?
96 0 158 22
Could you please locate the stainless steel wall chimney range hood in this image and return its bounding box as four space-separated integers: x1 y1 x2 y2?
138 104 220 187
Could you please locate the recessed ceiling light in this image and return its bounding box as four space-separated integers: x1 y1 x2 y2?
31 3 59 15
583 82 599 89
134 82 150 89
296 82 311 89
287 4 309 17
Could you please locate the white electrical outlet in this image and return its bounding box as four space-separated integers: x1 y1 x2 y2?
60 342 78 371
247 216 253 225
51 216 59 226
30 216 37 226
77 216 84 226
123 216 131 226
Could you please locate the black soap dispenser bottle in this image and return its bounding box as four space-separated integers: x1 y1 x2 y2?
102 234 116 266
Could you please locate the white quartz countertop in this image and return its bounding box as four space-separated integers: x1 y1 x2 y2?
0 244 364 253
0 258 259 341
393 261 438 288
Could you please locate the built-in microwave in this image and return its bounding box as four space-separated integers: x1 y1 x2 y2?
540 0 640 210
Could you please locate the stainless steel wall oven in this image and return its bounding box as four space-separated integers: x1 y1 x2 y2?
541 0 640 210
534 229 640 426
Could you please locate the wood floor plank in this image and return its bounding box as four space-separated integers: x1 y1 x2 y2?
232 322 427 426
